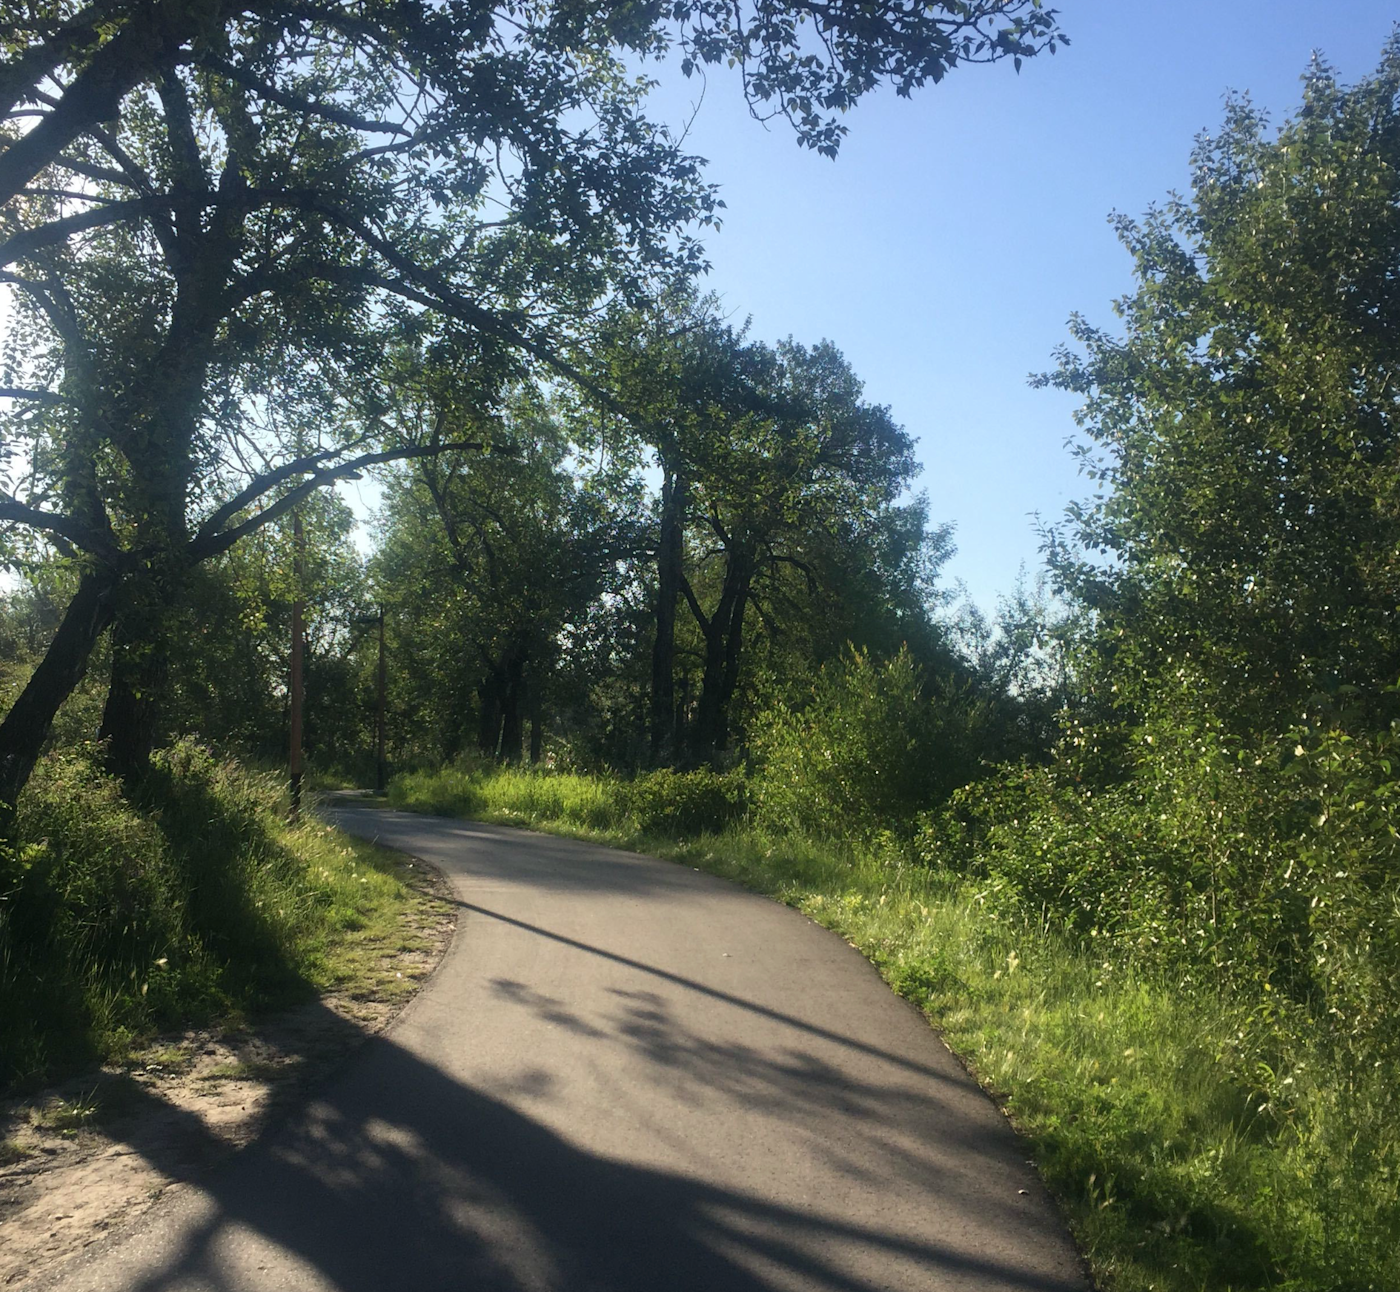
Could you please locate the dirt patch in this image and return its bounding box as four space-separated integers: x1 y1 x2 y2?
0 845 454 1289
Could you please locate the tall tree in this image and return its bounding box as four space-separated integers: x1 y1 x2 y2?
0 0 1066 814
585 307 940 761
1038 44 1400 736
374 391 641 764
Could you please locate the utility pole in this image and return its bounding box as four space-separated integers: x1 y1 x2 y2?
289 508 305 822
375 606 387 796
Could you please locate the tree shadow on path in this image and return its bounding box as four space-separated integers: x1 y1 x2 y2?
87 1012 1084 1292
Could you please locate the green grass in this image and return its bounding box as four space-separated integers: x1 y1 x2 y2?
0 742 443 1089
0 1138 34 1165
392 764 1400 1292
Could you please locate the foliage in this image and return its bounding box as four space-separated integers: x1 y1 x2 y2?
618 767 747 835
577 299 958 761
0 741 415 1085
389 762 744 837
918 711 1400 1056
389 760 1400 1292
373 391 641 765
751 647 983 839
1036 43 1400 736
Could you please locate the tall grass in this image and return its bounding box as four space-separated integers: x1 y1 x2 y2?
0 741 422 1087
391 763 1400 1292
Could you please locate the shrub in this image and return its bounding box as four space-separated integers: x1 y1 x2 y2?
916 713 1400 1070
0 740 403 1086
619 768 747 836
751 647 983 840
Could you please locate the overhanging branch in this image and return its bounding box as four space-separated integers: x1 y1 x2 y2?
188 439 496 562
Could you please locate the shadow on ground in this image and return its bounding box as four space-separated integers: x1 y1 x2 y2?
69 978 1082 1291
38 802 1089 1292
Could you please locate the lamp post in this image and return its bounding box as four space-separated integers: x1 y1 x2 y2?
374 607 387 796
356 607 388 796
288 508 306 822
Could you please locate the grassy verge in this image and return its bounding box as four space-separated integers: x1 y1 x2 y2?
390 765 1398 1292
0 742 445 1089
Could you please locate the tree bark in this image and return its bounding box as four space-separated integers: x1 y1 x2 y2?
690 549 753 760
0 568 120 829
98 555 188 786
499 649 526 765
528 670 544 766
477 673 503 759
98 613 170 786
650 469 686 764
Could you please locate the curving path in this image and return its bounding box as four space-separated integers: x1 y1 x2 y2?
34 804 1089 1291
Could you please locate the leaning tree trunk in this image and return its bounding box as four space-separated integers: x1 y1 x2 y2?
650 469 687 764
0 567 120 830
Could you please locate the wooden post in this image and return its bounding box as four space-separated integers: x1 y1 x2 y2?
289 509 305 822
375 607 387 796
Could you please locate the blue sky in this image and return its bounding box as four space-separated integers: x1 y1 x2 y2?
638 1 1400 612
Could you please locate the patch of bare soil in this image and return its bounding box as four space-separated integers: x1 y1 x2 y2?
0 847 454 1289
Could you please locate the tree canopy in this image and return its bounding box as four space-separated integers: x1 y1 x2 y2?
1038 42 1400 736
0 0 1065 812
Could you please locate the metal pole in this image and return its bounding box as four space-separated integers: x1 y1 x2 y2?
375 607 387 796
289 509 305 822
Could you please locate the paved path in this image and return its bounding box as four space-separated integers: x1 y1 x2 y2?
37 805 1088 1291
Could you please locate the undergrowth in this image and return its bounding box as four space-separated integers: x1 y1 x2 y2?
0 740 424 1088
391 762 1400 1292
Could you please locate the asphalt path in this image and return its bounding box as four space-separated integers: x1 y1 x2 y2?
35 804 1089 1292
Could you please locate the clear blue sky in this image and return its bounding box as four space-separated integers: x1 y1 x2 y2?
638 1 1399 612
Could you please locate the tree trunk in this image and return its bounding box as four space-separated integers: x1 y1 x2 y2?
714 570 751 753
477 674 503 758
99 617 170 786
0 568 119 829
98 559 186 787
650 469 687 764
691 550 752 760
499 650 526 765
529 678 543 766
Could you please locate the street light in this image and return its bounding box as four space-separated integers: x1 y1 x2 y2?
355 607 388 796
289 509 305 823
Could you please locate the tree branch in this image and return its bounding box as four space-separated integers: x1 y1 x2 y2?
200 55 413 137
678 572 713 637
0 196 169 267
188 440 495 562
0 493 119 562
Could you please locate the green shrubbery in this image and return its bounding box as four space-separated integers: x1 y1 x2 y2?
389 761 746 839
0 741 410 1086
618 767 746 836
917 715 1400 1063
751 647 982 840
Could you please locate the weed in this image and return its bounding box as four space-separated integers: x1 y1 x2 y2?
0 741 430 1089
0 1139 34 1165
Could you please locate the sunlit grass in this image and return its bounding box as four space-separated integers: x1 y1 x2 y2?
0 744 441 1088
391 764 1400 1292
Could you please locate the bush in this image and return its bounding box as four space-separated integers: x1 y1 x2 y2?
751 647 983 840
0 740 405 1086
916 714 1400 1068
619 768 747 836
